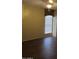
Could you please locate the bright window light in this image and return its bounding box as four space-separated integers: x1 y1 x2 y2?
45 15 53 34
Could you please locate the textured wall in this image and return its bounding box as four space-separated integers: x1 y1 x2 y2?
22 4 44 41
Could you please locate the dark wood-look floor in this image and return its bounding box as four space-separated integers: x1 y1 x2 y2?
22 36 57 59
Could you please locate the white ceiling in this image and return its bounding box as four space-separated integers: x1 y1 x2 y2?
23 0 57 10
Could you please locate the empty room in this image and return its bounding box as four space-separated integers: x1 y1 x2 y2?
22 0 57 59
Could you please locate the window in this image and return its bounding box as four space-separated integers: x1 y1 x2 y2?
45 15 53 34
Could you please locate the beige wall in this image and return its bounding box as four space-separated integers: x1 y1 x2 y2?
22 4 44 41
